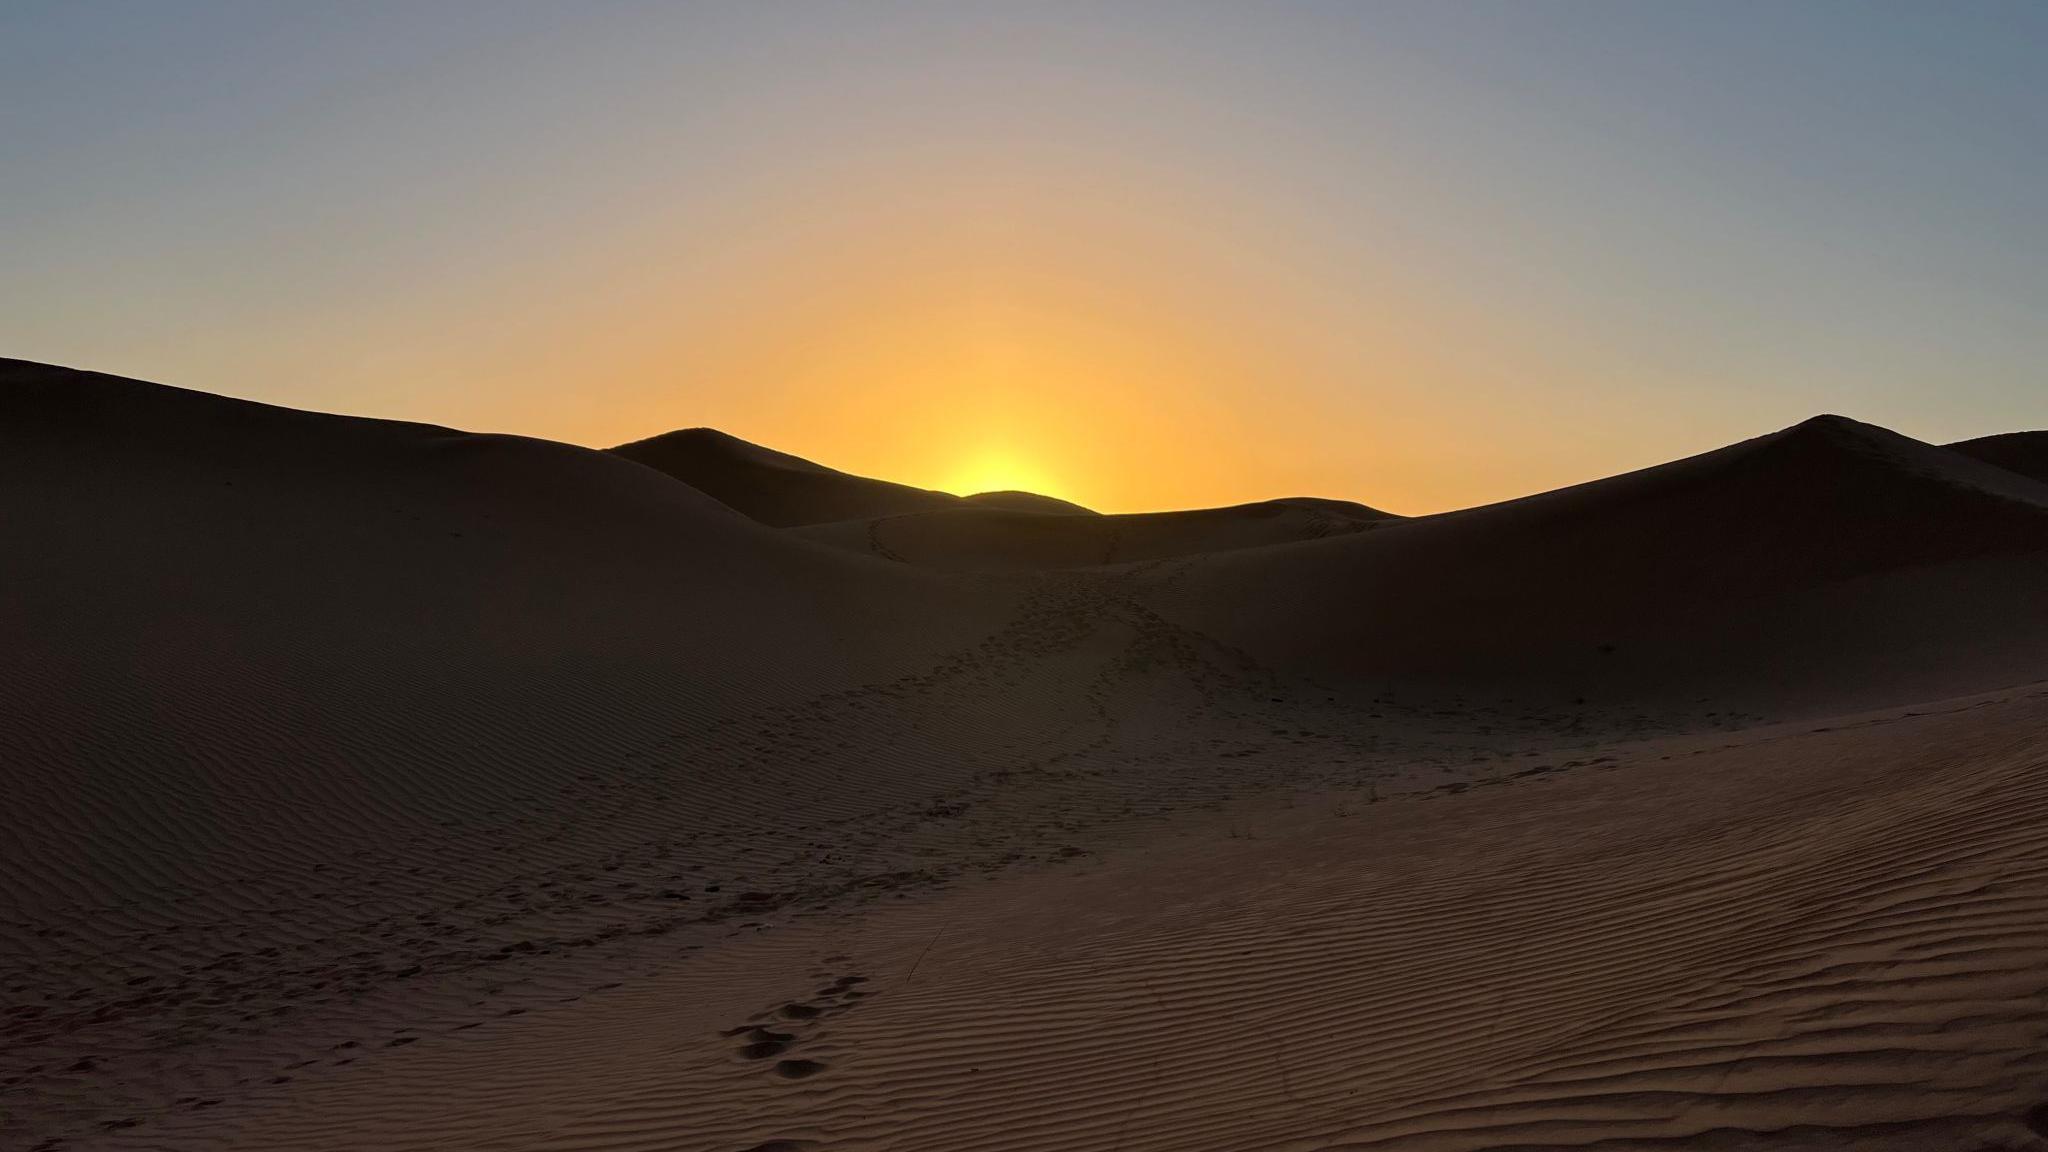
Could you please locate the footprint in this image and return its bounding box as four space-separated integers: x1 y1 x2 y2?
737 1026 795 1060
775 1058 827 1079
778 1003 823 1021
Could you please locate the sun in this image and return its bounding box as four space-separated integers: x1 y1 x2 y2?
940 448 1066 500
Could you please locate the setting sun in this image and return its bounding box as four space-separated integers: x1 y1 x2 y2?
940 447 1067 501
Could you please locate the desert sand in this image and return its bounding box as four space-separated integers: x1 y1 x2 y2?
5 357 2048 1151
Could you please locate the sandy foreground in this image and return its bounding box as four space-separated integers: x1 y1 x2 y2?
5 359 2048 1150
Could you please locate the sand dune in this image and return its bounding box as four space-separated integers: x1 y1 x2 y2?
0 361 1026 1147
959 489 1095 515
615 426 1391 569
1950 430 2048 486
609 427 1097 527
6 362 2048 1150
1148 414 2048 711
797 496 1396 570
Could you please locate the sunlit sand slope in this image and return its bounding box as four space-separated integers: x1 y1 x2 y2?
135 689 2048 1152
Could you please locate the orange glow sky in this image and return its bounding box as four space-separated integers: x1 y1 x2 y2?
4 5 2044 514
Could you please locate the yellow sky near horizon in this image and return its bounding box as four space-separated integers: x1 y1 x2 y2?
318 150 1675 517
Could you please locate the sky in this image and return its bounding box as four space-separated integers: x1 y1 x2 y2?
3 1 2044 513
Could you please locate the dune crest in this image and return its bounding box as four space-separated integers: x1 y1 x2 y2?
959 489 1096 515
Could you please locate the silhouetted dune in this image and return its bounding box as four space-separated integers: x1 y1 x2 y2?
609 427 1016 526
1268 494 1398 519
960 489 1096 515
1949 429 2048 487
1150 414 2048 709
798 496 1396 570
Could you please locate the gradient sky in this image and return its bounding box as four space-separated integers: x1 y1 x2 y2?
3 2 2044 513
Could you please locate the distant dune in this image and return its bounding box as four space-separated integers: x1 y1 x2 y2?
797 496 1397 570
7 359 2048 1151
1950 429 2048 486
611 426 1410 568
959 488 1095 515
609 426 1097 526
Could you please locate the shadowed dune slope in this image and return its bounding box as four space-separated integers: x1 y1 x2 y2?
1147 415 2048 710
0 360 1026 928
608 427 1096 526
797 497 1396 570
1950 430 2048 486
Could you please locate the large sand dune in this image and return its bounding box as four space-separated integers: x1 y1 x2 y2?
1148 414 2048 711
5 359 2047 1150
